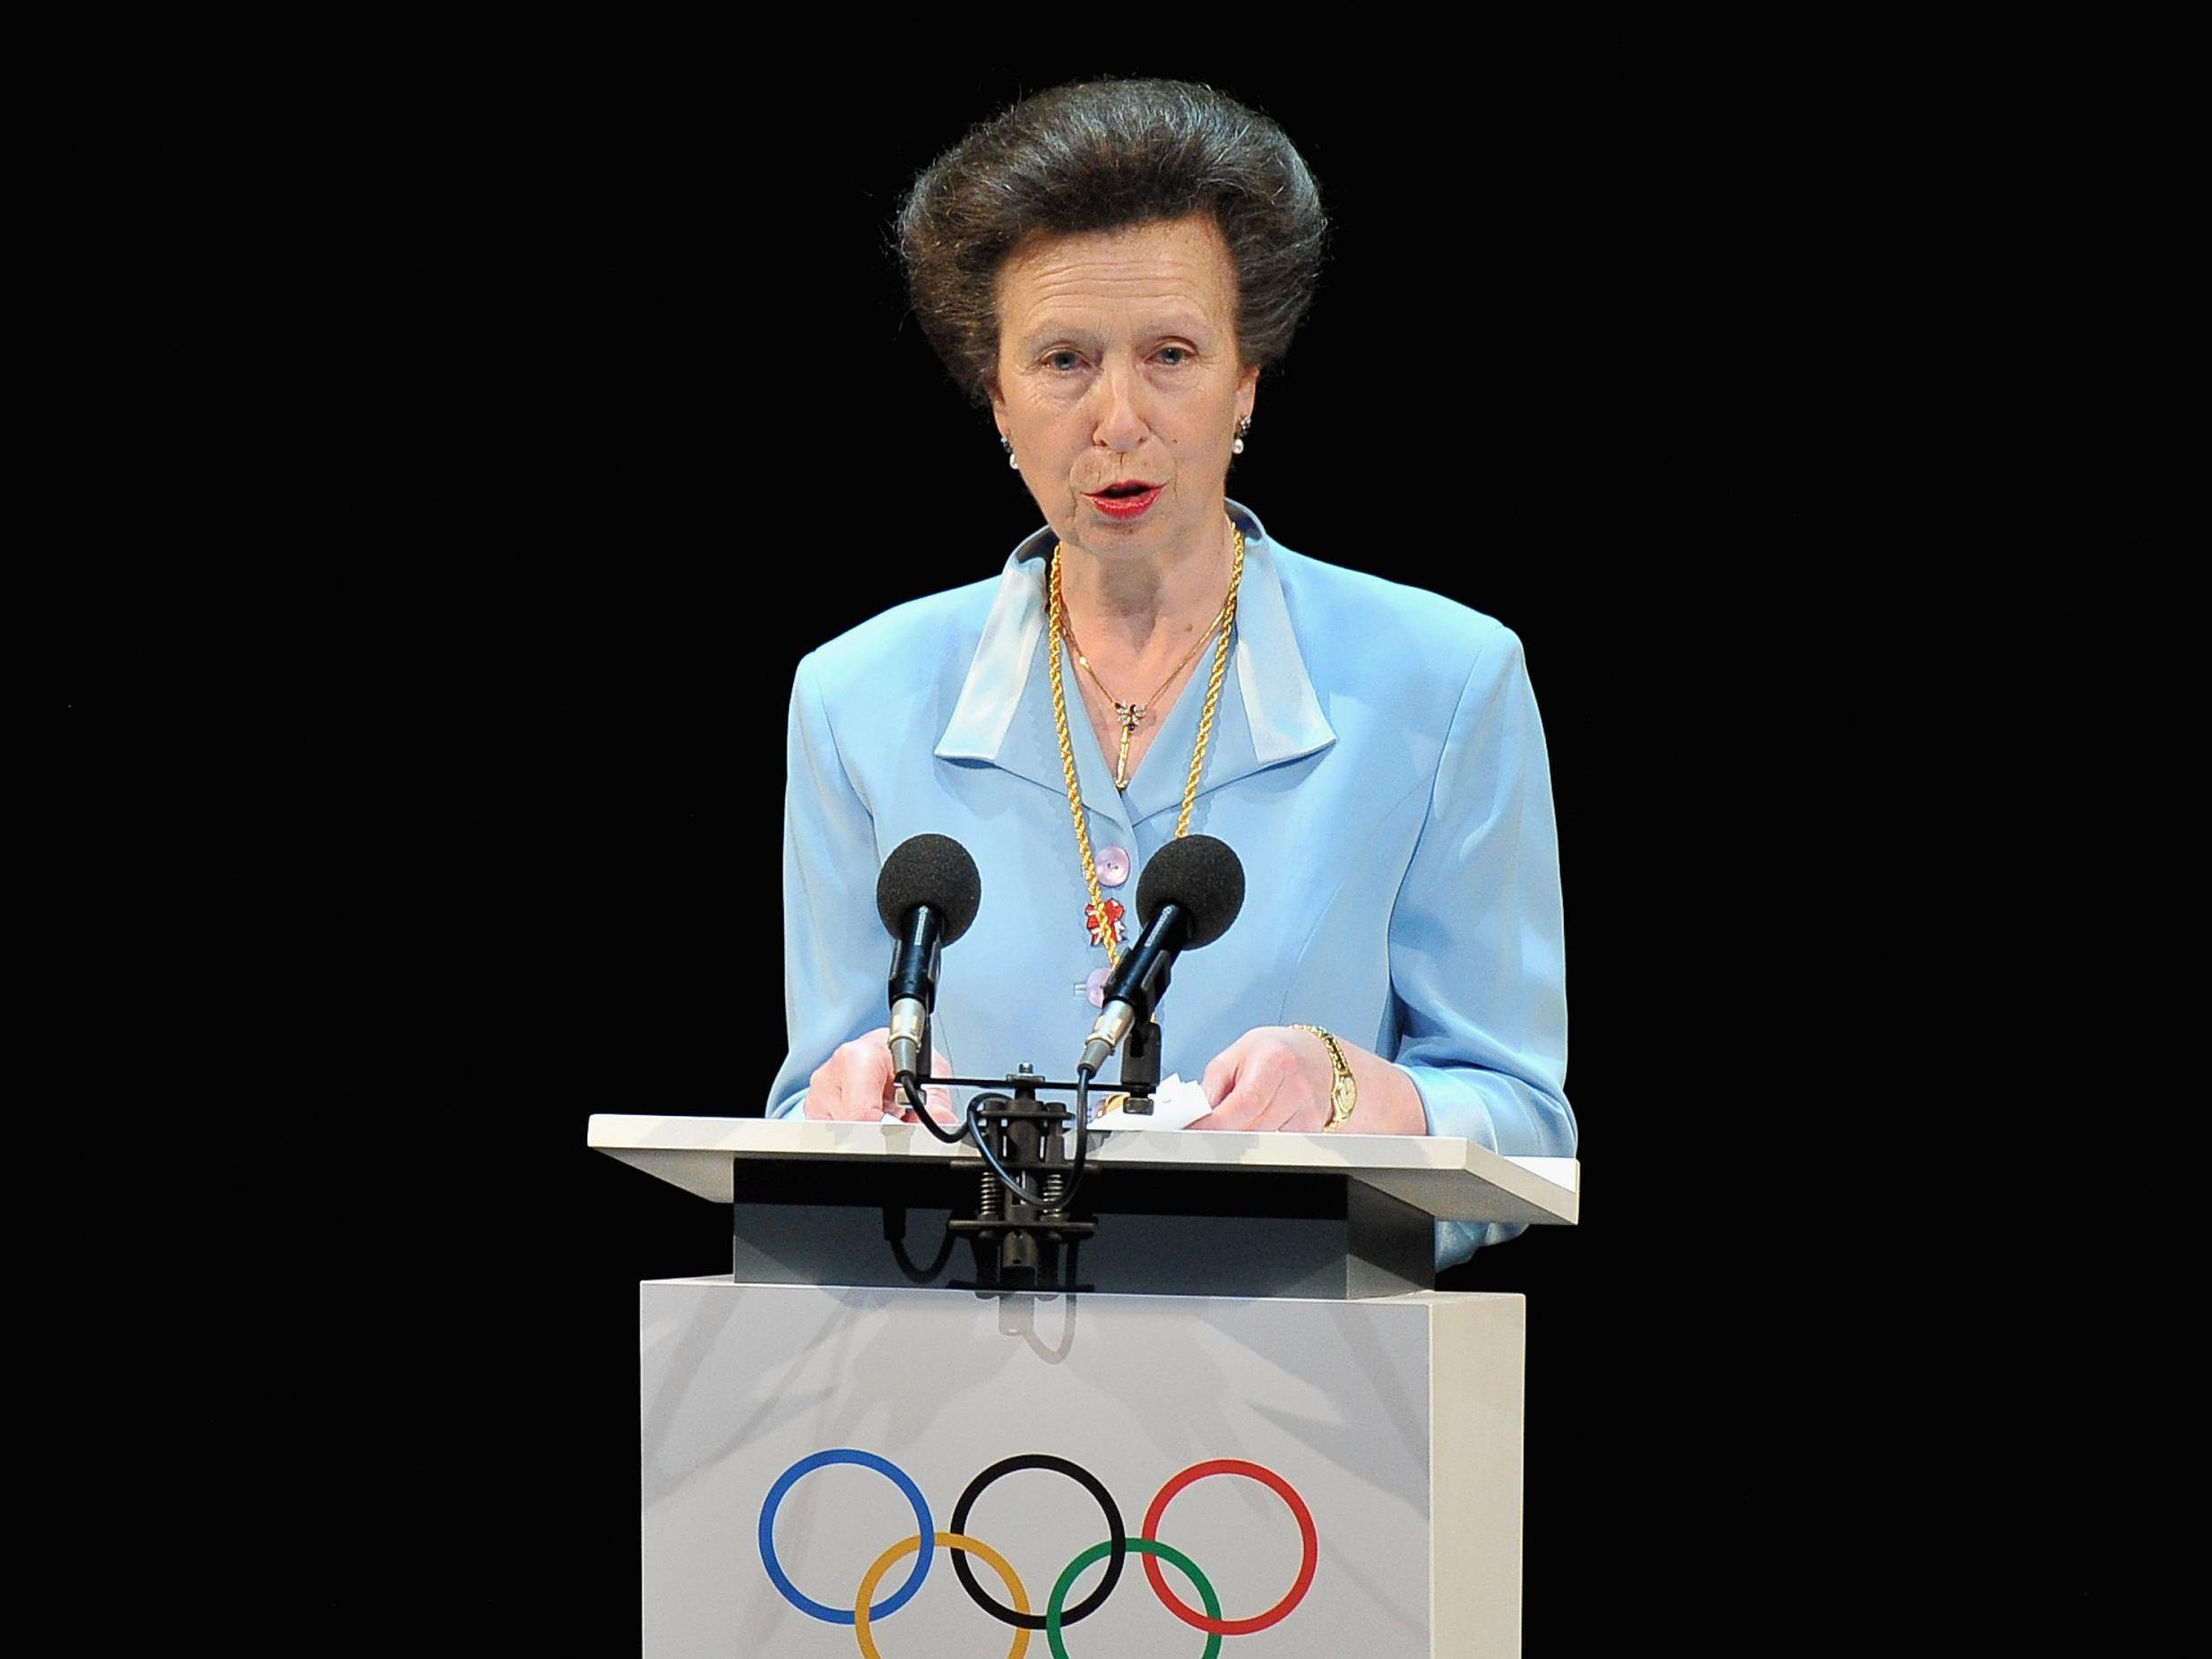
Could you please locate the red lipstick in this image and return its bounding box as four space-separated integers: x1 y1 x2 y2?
1086 481 1162 520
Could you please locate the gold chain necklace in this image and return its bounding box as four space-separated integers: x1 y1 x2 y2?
1049 522 1244 965
1060 602 1225 789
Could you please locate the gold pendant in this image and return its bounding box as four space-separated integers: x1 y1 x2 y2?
1113 704 1145 789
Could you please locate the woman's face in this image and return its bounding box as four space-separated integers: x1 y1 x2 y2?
990 214 1258 568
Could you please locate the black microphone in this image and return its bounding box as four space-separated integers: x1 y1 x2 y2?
876 834 983 1086
1077 834 1244 1076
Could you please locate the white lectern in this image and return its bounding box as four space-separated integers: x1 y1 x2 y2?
594 1115 1577 1658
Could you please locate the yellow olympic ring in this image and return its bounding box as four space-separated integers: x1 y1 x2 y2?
854 1531 1032 1659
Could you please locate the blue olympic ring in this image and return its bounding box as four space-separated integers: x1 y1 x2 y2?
758 1448 936 1625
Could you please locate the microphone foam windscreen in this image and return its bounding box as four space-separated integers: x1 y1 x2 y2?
875 834 984 942
1134 834 1245 948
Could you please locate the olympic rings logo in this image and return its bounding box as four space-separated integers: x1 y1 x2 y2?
758 1448 1319 1657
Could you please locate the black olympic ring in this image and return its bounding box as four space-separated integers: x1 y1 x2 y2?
947 1453 1127 1631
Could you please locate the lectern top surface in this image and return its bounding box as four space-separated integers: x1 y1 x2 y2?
587 1114 1577 1226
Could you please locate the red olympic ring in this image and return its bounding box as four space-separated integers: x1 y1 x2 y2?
1140 1459 1318 1637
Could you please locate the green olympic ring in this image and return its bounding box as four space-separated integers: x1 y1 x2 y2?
1046 1538 1222 1659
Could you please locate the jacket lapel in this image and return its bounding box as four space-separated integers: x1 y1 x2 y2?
934 503 1336 829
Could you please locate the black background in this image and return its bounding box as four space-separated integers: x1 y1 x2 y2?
216 65 1812 1652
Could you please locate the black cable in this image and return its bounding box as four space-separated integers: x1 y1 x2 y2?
882 1205 956 1283
1067 1067 1093 1197
966 1094 1057 1210
989 1069 1093 1214
901 1069 1093 1216
898 1072 972 1144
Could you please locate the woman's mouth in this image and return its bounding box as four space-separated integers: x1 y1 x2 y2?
1086 481 1162 519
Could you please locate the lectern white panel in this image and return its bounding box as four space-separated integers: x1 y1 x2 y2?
643 1278 1525 1658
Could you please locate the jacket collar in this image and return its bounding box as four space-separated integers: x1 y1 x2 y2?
935 500 1335 826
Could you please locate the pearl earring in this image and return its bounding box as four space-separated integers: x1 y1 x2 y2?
1002 436 1019 471
1232 415 1251 456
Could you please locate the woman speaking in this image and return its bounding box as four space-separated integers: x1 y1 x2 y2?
765 79 1574 1265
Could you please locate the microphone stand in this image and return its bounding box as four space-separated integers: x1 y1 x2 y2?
945 1067 1097 1292
887 1007 1169 1290
901 1067 1101 1293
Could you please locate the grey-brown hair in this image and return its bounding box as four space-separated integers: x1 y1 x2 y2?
896 79 1327 404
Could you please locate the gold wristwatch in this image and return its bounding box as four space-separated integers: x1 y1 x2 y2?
1292 1024 1356 1132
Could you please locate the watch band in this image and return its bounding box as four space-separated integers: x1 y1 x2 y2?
1291 1024 1357 1131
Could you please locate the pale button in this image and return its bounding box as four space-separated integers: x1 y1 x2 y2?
1084 966 1112 1007
1095 845 1131 887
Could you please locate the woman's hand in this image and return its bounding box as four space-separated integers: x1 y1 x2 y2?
804 1030 958 1124
1190 1025 1430 1135
1189 1026 1336 1132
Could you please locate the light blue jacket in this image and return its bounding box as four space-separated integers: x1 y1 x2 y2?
768 502 1575 1264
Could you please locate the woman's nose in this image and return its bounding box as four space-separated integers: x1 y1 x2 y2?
1089 363 1146 452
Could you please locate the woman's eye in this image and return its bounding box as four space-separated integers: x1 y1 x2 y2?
1157 346 1189 366
1046 350 1083 371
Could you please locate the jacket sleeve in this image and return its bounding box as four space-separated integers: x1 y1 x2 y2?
765 651 886 1119
1387 623 1577 1266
